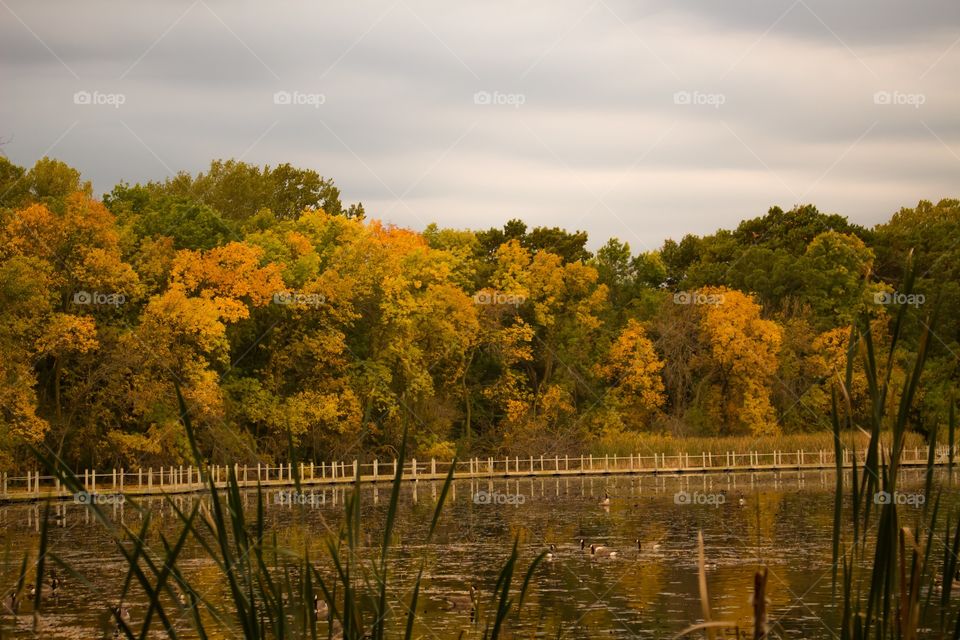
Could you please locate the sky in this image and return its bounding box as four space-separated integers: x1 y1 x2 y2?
2 0 958 251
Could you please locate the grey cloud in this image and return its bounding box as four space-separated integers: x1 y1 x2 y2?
1 0 957 252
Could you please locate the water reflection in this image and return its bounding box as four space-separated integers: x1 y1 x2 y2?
0 469 949 638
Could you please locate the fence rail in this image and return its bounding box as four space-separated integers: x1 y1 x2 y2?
2 445 957 504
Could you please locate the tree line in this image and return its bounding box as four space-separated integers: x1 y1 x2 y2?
0 156 955 470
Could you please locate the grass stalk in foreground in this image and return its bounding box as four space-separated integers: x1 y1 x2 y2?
24 386 543 639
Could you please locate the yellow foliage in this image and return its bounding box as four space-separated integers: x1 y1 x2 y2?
601 319 666 414
34 313 99 356
696 286 782 436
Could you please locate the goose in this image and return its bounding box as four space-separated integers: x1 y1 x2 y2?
737 492 746 507
590 543 618 558
545 544 556 561
49 572 63 595
579 538 587 551
599 492 611 507
112 604 131 623
2 591 18 614
636 538 661 552
314 594 329 617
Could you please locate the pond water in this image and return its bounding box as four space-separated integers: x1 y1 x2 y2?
0 468 949 638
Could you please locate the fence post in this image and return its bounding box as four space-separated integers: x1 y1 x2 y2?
411 458 417 480
373 459 379 479
353 460 357 478
431 458 436 477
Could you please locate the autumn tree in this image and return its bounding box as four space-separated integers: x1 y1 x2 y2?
598 319 666 430
693 287 783 436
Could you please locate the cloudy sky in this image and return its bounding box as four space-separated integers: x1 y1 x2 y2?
2 0 958 251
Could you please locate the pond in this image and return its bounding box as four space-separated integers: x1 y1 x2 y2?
0 468 948 638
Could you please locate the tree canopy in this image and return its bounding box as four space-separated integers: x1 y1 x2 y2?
0 156 954 469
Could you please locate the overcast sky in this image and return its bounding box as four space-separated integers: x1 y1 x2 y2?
2 0 958 251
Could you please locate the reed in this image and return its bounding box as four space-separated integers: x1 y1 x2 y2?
827 255 959 639
21 387 541 639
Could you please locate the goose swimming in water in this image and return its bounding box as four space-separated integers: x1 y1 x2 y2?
545 544 556 560
590 543 618 558
314 594 329 617
599 492 611 507
113 604 131 620
2 591 18 614
49 572 62 596
579 538 587 551
636 538 661 552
